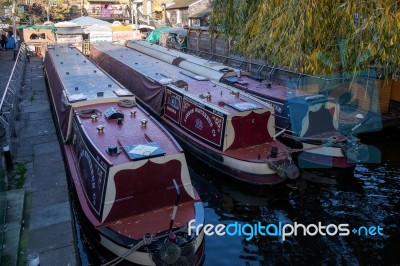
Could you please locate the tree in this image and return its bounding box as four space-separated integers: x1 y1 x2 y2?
209 0 400 76
25 3 46 24
50 5 70 21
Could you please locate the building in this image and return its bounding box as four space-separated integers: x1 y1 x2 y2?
165 0 212 27
85 0 130 21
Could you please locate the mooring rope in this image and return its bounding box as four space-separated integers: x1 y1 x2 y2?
101 226 188 266
284 136 348 153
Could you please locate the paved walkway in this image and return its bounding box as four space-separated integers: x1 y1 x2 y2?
0 49 78 265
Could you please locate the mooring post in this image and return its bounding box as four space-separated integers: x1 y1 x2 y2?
3 145 13 172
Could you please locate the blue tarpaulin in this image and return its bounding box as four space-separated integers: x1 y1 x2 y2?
6 36 14 49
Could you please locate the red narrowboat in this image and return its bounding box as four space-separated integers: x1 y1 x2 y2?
125 40 367 176
44 44 205 265
89 43 299 185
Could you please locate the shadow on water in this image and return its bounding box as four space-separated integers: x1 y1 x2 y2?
189 126 400 265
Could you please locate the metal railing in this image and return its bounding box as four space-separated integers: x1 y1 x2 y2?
0 44 28 159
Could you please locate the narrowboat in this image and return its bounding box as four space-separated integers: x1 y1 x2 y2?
44 44 205 265
89 43 299 185
125 40 368 175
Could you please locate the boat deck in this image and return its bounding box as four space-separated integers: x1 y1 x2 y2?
74 103 182 166
104 201 195 239
223 139 288 160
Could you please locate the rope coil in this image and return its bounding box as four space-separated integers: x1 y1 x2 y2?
77 109 102 118
118 99 136 108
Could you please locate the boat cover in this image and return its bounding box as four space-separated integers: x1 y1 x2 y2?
90 45 165 114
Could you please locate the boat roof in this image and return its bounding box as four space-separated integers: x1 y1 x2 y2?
47 45 133 102
47 45 183 165
128 40 324 103
91 43 271 115
128 40 228 81
223 75 313 102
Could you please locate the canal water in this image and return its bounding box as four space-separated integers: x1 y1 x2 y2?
80 126 400 265
190 126 400 265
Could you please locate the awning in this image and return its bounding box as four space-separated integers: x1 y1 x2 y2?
55 27 84 35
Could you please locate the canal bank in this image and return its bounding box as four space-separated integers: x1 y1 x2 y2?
0 49 78 265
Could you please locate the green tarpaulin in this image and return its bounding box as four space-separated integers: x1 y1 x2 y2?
17 25 56 32
145 26 172 44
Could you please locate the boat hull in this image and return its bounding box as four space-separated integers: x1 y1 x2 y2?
71 194 205 266
162 120 287 185
287 145 356 179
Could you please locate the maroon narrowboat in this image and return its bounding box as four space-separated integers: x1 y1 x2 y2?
89 43 300 185
44 44 205 265
124 40 367 176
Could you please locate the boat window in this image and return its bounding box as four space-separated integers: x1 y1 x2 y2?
228 101 263 111
29 33 46 40
169 96 181 109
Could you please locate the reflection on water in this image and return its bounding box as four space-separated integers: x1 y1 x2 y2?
190 127 400 265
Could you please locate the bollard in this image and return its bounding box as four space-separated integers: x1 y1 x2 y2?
27 251 40 266
3 146 13 171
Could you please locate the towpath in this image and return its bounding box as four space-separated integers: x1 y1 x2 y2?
0 49 78 265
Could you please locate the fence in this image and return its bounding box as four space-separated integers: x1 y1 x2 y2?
0 43 28 169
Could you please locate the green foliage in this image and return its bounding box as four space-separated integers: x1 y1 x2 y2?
17 0 71 24
24 3 47 24
50 5 70 21
15 162 27 177
210 0 400 76
8 162 27 190
14 162 27 189
0 0 12 7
